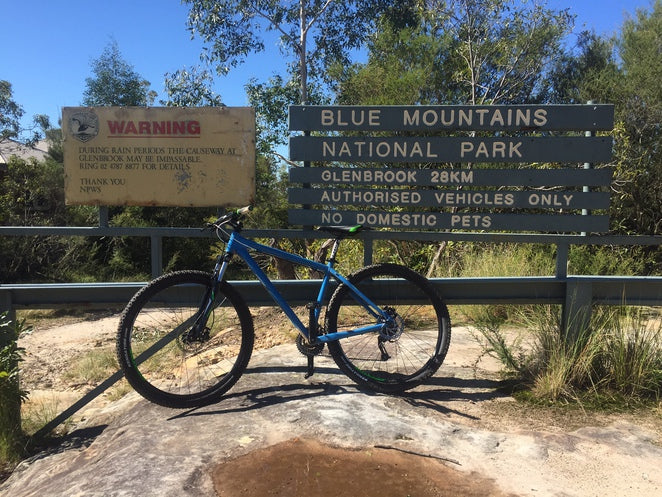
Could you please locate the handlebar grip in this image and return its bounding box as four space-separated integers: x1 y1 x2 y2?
212 206 252 228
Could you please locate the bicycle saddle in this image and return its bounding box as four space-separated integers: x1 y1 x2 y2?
317 225 367 237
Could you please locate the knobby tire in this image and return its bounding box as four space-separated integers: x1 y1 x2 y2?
326 263 451 393
116 270 254 408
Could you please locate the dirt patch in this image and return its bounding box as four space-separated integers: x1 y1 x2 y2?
212 438 516 497
17 307 299 393
17 309 120 391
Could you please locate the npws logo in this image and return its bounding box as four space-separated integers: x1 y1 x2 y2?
68 111 99 142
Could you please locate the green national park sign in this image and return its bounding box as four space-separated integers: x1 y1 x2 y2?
287 104 614 232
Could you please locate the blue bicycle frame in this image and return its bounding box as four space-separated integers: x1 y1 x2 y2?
214 230 390 344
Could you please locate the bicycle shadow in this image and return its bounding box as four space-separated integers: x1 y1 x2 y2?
167 375 351 421
399 375 511 419
167 364 509 422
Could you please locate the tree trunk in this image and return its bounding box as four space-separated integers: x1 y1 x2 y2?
299 0 308 104
269 239 298 279
426 240 449 278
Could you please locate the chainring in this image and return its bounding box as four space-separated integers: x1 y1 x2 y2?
296 334 325 357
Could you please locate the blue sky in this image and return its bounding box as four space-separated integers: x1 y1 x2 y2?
2 0 655 139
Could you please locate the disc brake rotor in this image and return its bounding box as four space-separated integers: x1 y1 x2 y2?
381 306 404 341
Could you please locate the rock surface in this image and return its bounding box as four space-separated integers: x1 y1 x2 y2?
4 326 662 497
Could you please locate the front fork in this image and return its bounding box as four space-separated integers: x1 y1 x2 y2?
185 253 232 343
204 251 232 313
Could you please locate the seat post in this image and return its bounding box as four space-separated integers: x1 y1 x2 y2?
328 239 341 265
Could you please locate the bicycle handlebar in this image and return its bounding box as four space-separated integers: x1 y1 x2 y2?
208 205 253 233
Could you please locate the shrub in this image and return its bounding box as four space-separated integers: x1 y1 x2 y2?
0 313 29 466
472 304 662 407
458 243 555 324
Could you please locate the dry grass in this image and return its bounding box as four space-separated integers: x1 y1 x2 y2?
471 304 662 408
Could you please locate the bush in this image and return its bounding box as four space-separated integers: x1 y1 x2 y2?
458 243 555 324
568 245 650 276
472 305 662 407
0 313 29 467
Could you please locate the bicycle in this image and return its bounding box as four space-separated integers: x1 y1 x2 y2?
116 206 451 408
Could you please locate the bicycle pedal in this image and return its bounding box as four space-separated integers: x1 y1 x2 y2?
304 355 315 379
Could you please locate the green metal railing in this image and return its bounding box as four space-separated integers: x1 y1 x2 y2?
1 223 661 436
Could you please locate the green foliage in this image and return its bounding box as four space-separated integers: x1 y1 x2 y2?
185 0 390 77
64 348 117 385
184 0 392 152
470 313 526 375
544 30 619 104
458 243 555 278
472 305 662 406
331 26 444 105
3 0 662 283
0 315 29 401
550 1 662 237
0 313 29 465
0 150 290 282
100 206 221 279
457 243 555 324
610 1 662 235
252 155 289 227
443 0 574 104
0 80 23 140
19 395 65 438
619 1 662 104
82 40 156 107
335 0 574 106
246 75 301 153
1 79 50 144
161 66 224 107
245 75 323 154
0 156 66 226
595 309 662 400
0 155 100 282
568 245 649 276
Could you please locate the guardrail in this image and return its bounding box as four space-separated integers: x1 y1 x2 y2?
1 224 661 436
2 226 662 318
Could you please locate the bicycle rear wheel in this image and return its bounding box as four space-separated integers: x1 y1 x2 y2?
326 263 451 393
116 270 254 408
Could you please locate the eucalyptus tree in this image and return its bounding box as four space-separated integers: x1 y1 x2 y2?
332 0 576 274
185 0 390 102
82 40 156 106
543 30 619 105
183 0 393 150
424 0 574 104
612 1 662 236
0 80 23 140
181 0 397 274
161 66 224 107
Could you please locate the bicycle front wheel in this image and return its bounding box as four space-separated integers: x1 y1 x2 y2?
116 270 254 408
326 263 451 393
